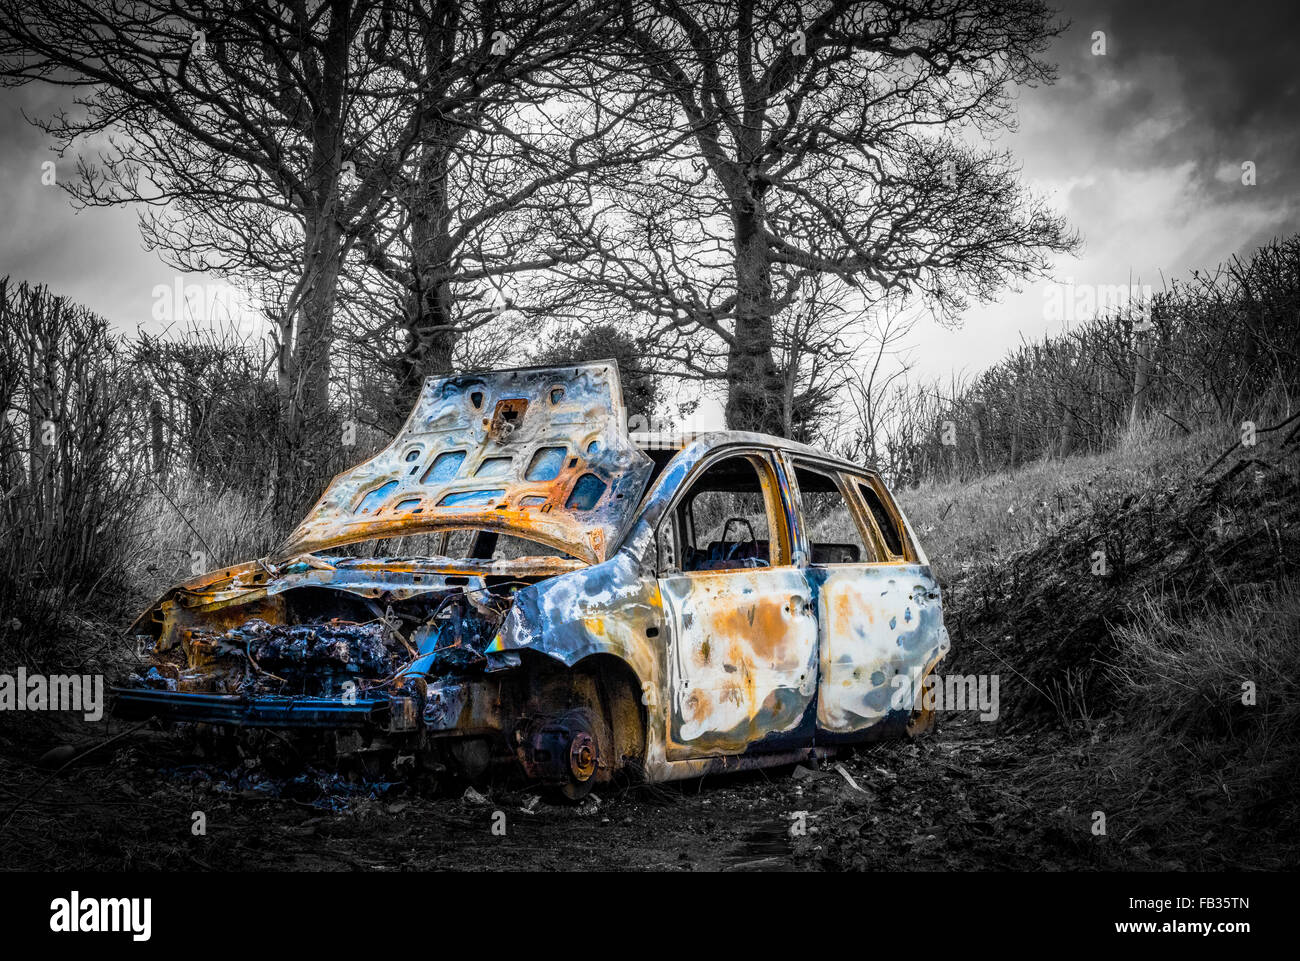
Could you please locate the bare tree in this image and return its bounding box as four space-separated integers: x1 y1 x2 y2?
771 275 862 443
0 0 620 436
557 0 1076 432
840 301 919 466
333 4 669 422
339 61 665 426
3 1 386 433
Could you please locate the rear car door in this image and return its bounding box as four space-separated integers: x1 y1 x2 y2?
785 458 949 737
654 450 818 760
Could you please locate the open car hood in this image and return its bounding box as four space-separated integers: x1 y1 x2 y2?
274 362 654 566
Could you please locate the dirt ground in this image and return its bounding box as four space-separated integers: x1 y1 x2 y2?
1 702 1280 873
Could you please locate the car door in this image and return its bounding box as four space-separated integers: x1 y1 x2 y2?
784 458 949 737
654 449 818 760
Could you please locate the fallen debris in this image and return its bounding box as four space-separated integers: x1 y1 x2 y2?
834 762 866 793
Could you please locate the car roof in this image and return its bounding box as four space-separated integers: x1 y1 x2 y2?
628 429 879 478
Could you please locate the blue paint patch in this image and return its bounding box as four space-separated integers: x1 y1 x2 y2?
437 488 505 507
525 446 566 481
355 481 398 514
422 450 466 483
475 456 513 477
566 473 606 510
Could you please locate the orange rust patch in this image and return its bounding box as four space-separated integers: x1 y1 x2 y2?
695 636 712 665
709 597 794 662
717 681 746 708
725 638 749 674
685 689 712 723
831 588 874 634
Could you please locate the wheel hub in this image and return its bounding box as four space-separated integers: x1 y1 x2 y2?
568 730 597 782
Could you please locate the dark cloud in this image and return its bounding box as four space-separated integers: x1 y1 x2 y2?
1047 0 1300 246
0 83 176 330
1065 0 1299 134
916 0 1300 379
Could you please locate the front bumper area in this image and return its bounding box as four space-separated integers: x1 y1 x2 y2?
110 687 413 730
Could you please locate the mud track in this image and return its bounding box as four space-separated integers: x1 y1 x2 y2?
4 705 1277 872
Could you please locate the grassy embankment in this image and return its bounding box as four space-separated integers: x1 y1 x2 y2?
872 415 1300 867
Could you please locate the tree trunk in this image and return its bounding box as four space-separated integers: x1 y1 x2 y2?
724 199 782 433
292 217 343 430
971 402 987 474
1129 325 1153 431
1059 402 1076 459
397 131 458 409
1009 385 1022 469
284 9 350 445
273 209 343 523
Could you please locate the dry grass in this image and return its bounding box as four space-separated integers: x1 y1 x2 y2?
1027 578 1300 867
122 472 282 602
880 418 1300 866
895 418 1233 582
1108 578 1300 743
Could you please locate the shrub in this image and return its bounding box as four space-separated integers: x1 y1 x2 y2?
0 278 147 661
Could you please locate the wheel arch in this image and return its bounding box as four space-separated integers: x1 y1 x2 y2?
571 652 649 778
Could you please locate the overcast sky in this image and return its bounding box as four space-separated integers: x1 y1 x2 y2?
921 0 1300 383
1 0 1296 404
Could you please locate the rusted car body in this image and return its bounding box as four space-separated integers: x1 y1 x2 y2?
116 362 949 797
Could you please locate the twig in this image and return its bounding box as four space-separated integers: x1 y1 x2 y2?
142 471 218 569
1200 410 1300 478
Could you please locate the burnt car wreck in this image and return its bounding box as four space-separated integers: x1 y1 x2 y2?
116 362 950 799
